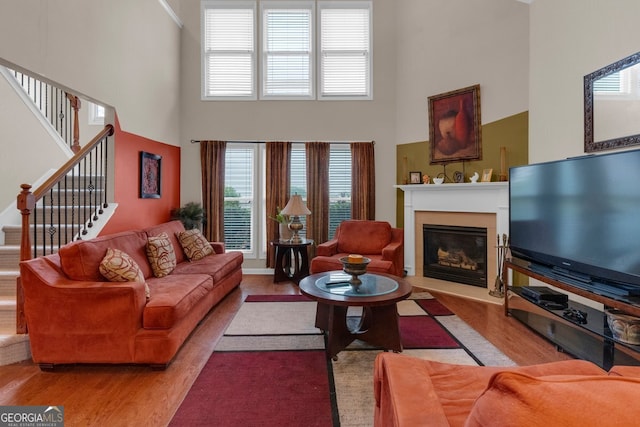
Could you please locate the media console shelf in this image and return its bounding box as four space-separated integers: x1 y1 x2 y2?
504 257 640 370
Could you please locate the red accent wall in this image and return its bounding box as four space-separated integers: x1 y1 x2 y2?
99 117 181 235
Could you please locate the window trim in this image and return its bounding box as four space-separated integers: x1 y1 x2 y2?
317 0 373 101
201 0 372 101
201 0 258 101
260 0 316 100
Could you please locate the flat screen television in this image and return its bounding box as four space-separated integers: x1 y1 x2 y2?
509 148 640 294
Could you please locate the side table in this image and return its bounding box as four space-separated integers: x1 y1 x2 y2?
270 239 313 284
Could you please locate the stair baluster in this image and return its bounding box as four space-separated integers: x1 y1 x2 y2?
16 124 114 334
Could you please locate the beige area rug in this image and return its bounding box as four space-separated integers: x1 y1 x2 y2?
214 293 515 427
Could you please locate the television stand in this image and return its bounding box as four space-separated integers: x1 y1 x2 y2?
505 258 640 370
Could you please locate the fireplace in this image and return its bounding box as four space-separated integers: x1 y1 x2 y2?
396 182 508 302
423 225 487 288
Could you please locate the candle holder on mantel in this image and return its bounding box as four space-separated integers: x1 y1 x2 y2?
489 234 509 298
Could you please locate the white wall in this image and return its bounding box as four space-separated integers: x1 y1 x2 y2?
178 0 529 225
529 0 640 163
0 0 181 145
0 74 69 210
0 0 532 226
395 0 529 144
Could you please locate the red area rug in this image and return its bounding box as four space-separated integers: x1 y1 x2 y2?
170 292 513 426
169 350 334 426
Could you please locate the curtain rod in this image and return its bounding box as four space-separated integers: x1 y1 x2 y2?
190 139 374 145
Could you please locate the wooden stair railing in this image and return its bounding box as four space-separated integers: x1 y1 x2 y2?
15 124 114 334
8 68 82 153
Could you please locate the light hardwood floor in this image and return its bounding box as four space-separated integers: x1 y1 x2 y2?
0 275 571 426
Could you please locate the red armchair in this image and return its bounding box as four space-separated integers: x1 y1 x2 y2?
310 220 404 277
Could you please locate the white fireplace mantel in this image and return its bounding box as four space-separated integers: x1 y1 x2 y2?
396 182 509 277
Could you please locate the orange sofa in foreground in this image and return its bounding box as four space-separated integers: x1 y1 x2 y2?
310 220 404 277
374 352 640 427
19 221 243 370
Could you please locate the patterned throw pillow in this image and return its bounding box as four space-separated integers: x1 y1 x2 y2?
99 247 150 299
177 229 214 261
146 232 177 278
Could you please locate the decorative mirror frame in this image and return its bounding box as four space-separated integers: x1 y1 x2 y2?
584 50 640 153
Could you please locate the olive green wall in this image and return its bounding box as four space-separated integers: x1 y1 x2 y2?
395 111 529 227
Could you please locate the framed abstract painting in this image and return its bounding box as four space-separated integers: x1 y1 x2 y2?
140 151 162 199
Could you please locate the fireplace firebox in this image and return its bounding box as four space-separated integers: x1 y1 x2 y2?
423 224 487 288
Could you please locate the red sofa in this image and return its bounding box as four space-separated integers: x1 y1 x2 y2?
19 220 243 370
374 352 640 426
310 220 404 276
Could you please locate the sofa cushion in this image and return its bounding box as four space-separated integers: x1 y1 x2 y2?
337 221 392 255
464 371 640 427
99 248 150 299
144 220 187 264
59 230 152 280
178 229 214 261
375 355 606 427
146 233 177 278
172 251 243 282
143 274 213 329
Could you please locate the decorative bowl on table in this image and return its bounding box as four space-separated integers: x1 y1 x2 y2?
339 255 371 292
606 309 640 345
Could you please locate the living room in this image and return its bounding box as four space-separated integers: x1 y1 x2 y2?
1 0 640 425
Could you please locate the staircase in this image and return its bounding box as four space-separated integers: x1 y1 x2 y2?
0 227 31 365
0 66 114 365
0 174 112 365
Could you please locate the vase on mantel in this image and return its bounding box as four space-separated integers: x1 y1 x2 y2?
279 222 293 241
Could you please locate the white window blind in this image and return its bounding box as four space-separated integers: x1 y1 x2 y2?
224 147 255 251
262 2 314 98
202 0 372 101
319 2 371 99
328 145 352 238
202 1 256 99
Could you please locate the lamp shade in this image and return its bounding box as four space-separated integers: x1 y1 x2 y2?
281 194 311 216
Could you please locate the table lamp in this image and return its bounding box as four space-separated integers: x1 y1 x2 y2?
280 194 311 243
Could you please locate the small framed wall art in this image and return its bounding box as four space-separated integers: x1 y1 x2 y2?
409 171 422 184
140 151 162 198
481 168 493 183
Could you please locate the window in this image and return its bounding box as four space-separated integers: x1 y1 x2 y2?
262 1 314 98
224 146 256 253
202 0 371 100
318 2 371 99
222 142 352 256
88 102 105 125
290 144 352 239
202 1 256 99
328 145 352 238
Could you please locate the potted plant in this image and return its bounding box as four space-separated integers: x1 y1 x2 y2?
270 207 292 241
171 202 205 230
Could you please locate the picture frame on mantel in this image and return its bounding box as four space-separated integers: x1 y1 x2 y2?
428 84 482 164
481 168 493 183
409 171 422 184
140 151 162 199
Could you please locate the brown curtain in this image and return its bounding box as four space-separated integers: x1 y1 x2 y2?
200 140 226 242
306 142 330 245
351 142 376 220
266 142 292 267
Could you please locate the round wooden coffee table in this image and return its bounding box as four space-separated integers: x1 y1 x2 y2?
299 271 412 360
